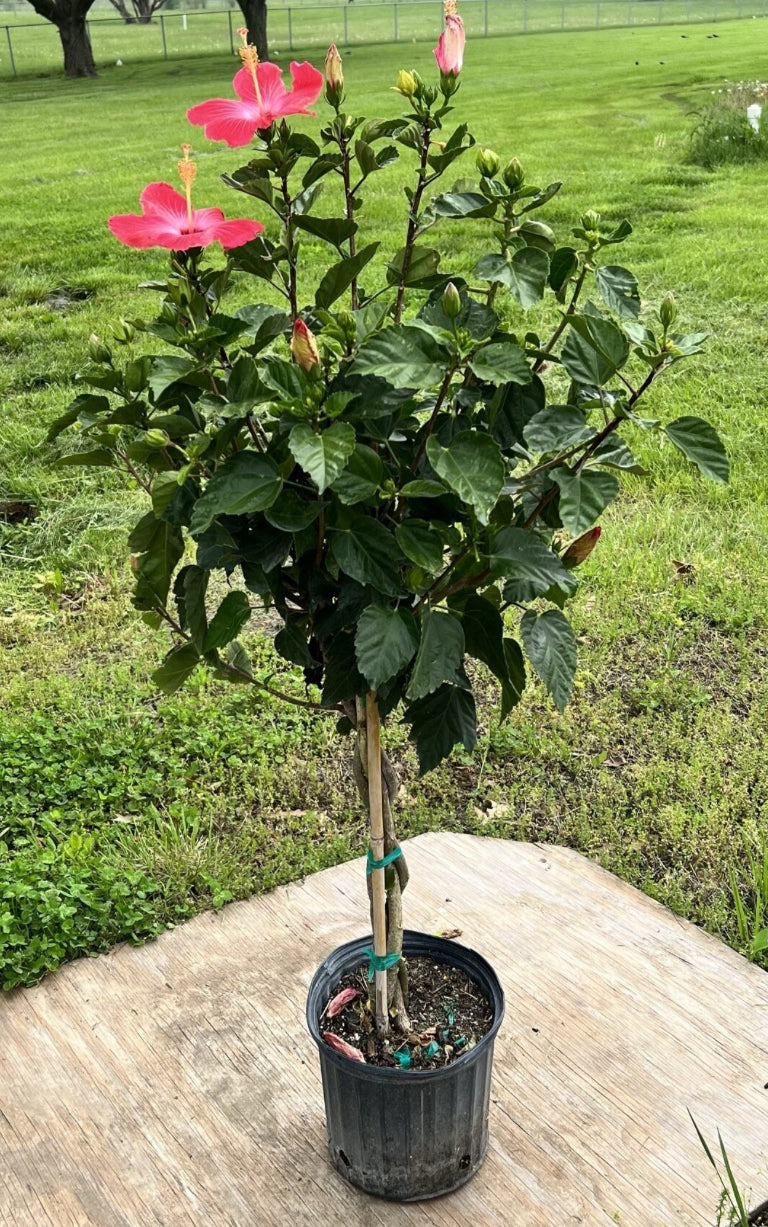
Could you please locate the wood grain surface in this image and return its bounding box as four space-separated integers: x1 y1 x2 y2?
1 833 766 1226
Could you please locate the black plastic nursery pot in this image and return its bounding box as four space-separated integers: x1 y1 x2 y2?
306 929 505 1202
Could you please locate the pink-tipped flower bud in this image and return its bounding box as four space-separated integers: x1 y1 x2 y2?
434 1 465 79
324 44 344 106
563 526 602 568
290 319 320 372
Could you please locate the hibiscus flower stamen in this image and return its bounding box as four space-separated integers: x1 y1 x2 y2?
444 0 458 14
177 143 197 232
236 27 263 111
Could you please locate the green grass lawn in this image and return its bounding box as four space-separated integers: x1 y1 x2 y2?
2 19 768 989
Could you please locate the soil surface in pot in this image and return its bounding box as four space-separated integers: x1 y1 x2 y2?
322 956 494 1069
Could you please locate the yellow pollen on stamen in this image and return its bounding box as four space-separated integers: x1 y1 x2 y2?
236 27 263 108
444 0 458 14
177 144 197 231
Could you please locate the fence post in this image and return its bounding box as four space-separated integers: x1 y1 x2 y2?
393 2 398 41
159 14 168 59
5 25 16 77
288 7 293 50
484 0 488 36
227 8 234 55
628 0 633 24
596 0 600 25
523 0 527 30
561 0 566 28
343 4 348 43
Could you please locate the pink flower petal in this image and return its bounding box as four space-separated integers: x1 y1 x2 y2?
191 205 227 228
140 182 188 225
213 218 264 249
325 987 361 1019
108 213 180 249
322 1032 366 1062
285 60 324 111
187 98 260 147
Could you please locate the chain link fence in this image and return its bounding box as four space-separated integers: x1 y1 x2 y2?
2 0 765 78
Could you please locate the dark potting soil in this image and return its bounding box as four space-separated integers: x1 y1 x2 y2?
322 956 494 1069
750 1207 768 1226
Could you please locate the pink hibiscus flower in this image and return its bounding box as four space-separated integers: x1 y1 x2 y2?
434 1 465 77
187 30 323 148
109 182 262 251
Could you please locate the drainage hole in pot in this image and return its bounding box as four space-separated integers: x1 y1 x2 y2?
337 1150 350 1168
459 1154 471 1171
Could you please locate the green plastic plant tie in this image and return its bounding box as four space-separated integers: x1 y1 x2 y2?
366 846 403 875
362 947 401 980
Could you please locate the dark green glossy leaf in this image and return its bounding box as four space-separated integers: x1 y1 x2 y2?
152 643 200 695
664 416 729 483
190 452 282 534
204 590 251 652
403 683 477 775
330 517 405 597
520 609 576 712
561 315 630 385
386 245 442 288
294 214 358 251
524 406 595 454
47 394 110 442
289 421 356 493
595 265 641 319
554 469 620 534
330 444 383 505
352 324 448 389
407 609 465 701
426 431 505 525
468 340 531 387
395 519 444 571
355 605 418 690
316 242 379 309
492 527 576 602
474 247 549 308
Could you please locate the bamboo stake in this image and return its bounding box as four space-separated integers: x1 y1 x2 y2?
365 692 389 1035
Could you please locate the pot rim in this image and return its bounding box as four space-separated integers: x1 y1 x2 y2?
306 928 505 1081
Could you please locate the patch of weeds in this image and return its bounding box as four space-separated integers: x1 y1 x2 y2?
688 81 768 168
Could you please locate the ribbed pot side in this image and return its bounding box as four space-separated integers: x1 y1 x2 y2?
306 930 505 1202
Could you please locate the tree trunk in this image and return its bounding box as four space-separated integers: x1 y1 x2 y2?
236 0 268 60
57 13 96 76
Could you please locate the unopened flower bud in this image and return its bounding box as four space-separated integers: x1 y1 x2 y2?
145 429 171 449
112 319 136 344
442 281 462 320
476 147 501 178
659 291 678 330
581 209 601 232
88 334 112 364
502 157 525 189
324 44 344 106
394 69 417 99
563 526 602 568
290 319 320 372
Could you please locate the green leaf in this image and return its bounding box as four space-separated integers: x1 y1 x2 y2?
190 452 282 534
275 620 313 668
183 565 208 652
524 406 595 454
664 416 729 483
491 527 576 602
395 520 444 571
47 394 110 441
501 638 526 718
148 356 201 401
53 448 115 468
129 513 184 610
355 605 418 690
260 355 308 404
264 489 320 532
315 242 379 309
426 431 504 525
554 469 620 534
293 214 358 251
289 421 356 493
595 265 641 319
331 517 405 597
386 245 442 288
330 444 383 505
429 191 497 219
591 435 646 473
407 609 465 701
152 643 201 695
561 314 630 385
520 609 576 712
468 339 531 387
235 304 291 353
474 248 549 308
403 684 477 775
352 324 448 390
459 594 507 682
548 247 579 296
400 479 447 498
204 590 251 652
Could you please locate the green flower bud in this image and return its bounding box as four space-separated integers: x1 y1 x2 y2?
502 157 525 189
580 209 601 232
659 291 678 330
476 147 501 178
112 319 135 344
442 281 462 320
88 334 112 364
145 429 170 449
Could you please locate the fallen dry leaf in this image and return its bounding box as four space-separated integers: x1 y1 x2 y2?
322 1032 365 1062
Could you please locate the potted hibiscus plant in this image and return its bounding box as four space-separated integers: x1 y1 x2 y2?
52 3 728 1201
